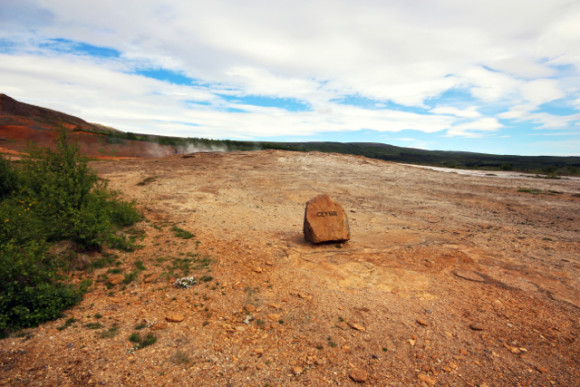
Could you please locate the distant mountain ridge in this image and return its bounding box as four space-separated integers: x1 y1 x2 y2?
1 93 579 175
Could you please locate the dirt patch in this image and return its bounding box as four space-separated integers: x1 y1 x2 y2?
1 150 579 386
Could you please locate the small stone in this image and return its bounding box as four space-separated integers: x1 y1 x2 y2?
268 314 280 321
459 349 468 355
254 348 264 355
151 322 168 331
253 267 263 273
417 373 437 386
166 313 185 323
536 365 548 373
347 321 366 332
469 322 484 331
303 194 350 243
416 318 429 327
292 366 303 375
244 304 256 313
108 274 125 285
349 368 368 383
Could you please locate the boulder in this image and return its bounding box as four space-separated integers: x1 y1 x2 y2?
303 194 350 243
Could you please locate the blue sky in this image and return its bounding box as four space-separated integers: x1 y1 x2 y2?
1 1 579 155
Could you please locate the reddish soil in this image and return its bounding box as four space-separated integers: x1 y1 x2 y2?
0 94 175 159
0 119 174 159
1 150 579 386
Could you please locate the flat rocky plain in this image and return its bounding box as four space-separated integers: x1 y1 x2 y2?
2 150 579 386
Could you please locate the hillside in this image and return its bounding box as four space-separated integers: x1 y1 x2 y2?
0 94 175 158
1 150 579 385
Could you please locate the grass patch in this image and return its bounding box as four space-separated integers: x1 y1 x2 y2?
518 188 542 194
134 322 147 330
170 350 191 365
136 176 156 186
106 233 140 252
98 325 119 339
129 332 157 350
57 317 77 331
86 253 118 270
123 271 139 285
134 260 146 271
171 226 194 239
85 322 103 330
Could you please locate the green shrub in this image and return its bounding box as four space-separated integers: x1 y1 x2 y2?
18 131 109 249
0 241 84 336
0 197 46 244
0 157 19 199
99 189 143 228
0 128 143 336
106 233 138 252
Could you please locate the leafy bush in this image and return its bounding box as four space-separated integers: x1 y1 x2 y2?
0 241 83 336
0 157 19 199
17 131 109 249
0 128 143 337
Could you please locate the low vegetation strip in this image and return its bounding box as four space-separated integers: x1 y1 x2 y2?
0 129 142 337
90 126 580 176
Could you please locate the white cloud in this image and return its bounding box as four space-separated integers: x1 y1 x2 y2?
446 117 503 138
430 106 481 118
527 112 580 130
488 57 556 79
0 0 579 154
521 79 564 107
459 67 522 103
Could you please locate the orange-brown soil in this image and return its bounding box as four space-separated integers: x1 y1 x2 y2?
0 118 174 159
0 93 176 159
1 150 579 386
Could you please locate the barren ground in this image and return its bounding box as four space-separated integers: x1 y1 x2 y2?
2 150 579 386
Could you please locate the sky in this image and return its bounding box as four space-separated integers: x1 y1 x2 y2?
1 0 579 156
